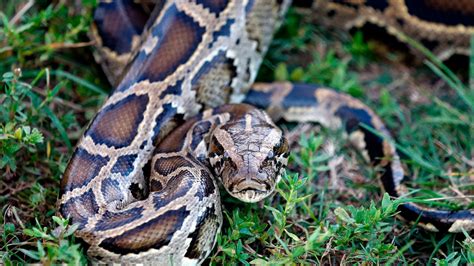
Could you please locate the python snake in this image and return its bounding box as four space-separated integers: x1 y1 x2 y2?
58 0 474 264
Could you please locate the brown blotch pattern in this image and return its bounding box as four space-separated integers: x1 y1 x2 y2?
95 207 144 231
140 12 203 82
60 189 99 229
119 4 205 87
150 179 163 192
94 1 149 53
154 156 194 176
153 170 194 209
87 94 149 148
98 206 190 255
61 148 109 193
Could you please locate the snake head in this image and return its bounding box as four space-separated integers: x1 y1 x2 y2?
208 108 289 203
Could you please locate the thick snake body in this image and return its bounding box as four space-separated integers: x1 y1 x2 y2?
297 0 474 59
58 0 474 264
60 0 290 264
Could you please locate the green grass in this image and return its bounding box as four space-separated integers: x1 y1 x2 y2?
1 2 473 265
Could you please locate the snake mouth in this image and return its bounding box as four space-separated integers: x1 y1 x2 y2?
228 180 273 203
230 189 272 203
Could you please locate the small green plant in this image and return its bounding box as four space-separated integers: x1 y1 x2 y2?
433 252 462 266
0 2 104 264
17 216 86 265
1 72 44 176
331 194 401 264
273 51 364 97
0 1 95 67
344 31 375 67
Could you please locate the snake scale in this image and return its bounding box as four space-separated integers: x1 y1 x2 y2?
58 0 474 264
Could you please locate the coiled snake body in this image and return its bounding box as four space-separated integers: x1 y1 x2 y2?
58 0 474 264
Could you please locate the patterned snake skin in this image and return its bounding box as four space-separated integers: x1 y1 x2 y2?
297 0 474 59
58 0 474 264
